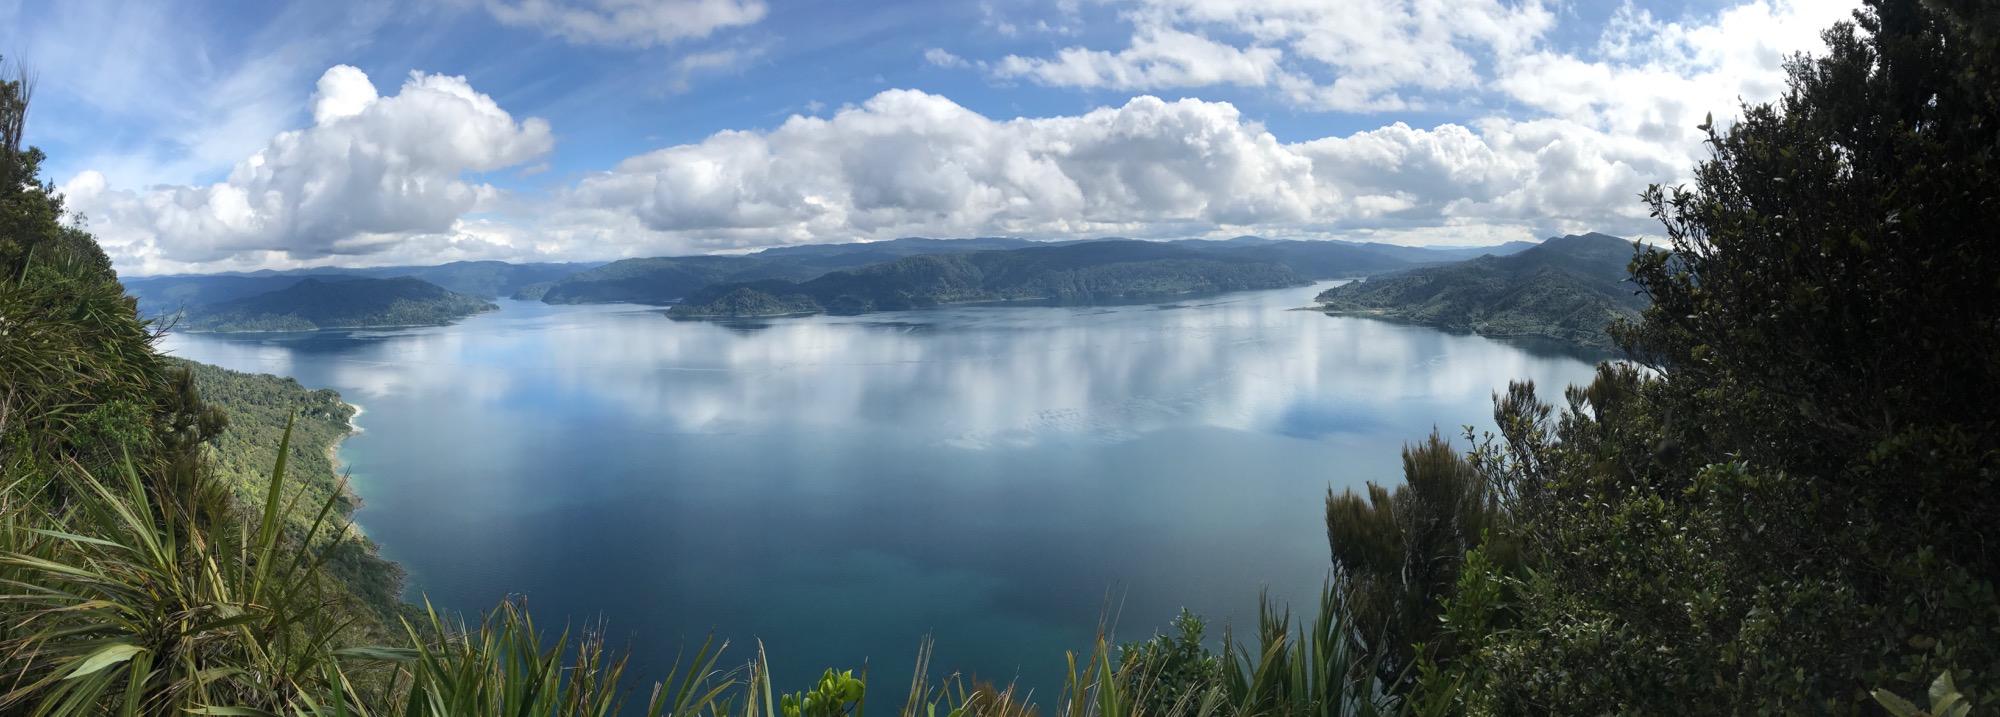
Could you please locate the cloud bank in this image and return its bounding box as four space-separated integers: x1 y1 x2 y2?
546 90 1661 257
65 66 553 272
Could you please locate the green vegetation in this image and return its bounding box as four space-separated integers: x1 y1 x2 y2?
670 241 1310 318
510 279 555 300
545 237 1513 308
124 261 592 313
535 255 823 304
181 276 496 332
372 260 589 299
1331 1 2000 712
5 0 1996 712
1314 233 1648 349
177 358 404 619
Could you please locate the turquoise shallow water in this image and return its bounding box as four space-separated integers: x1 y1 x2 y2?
159 283 1602 702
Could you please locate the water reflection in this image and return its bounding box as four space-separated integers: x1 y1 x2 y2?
159 284 1601 700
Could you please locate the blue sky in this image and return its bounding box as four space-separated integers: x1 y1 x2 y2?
1 0 1858 274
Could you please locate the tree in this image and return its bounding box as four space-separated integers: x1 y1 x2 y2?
1421 0 2000 712
1325 432 1508 694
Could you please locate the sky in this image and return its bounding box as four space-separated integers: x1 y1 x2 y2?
0 0 1861 276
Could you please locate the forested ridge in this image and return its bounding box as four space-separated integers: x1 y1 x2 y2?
669 241 1311 318
1314 233 1651 349
2 0 1996 714
181 276 496 332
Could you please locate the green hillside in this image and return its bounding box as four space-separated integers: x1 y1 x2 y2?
183 276 497 332
669 240 1311 318
1314 232 1648 349
176 359 404 618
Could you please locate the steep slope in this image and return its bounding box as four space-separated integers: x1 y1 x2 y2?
184 276 497 332
1314 233 1649 349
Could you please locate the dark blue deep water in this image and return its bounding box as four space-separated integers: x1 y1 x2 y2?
159 283 1602 703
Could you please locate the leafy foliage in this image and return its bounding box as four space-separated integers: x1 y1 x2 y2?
1400 1 2000 712
177 359 404 620
1324 433 1508 693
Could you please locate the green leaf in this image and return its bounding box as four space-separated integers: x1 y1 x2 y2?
1871 688 1920 717
1930 671 1960 709
64 643 145 680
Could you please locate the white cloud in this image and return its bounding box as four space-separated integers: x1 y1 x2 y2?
995 26 1285 91
995 0 1557 111
532 88 1667 258
65 66 553 274
61 0 1866 274
925 48 970 69
668 48 758 91
483 0 767 48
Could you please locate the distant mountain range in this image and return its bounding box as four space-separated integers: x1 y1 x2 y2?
178 277 497 333
1313 232 1650 349
125 260 594 317
668 240 1313 318
534 236 1533 306
118 235 1554 331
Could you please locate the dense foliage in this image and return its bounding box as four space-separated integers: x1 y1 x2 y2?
1323 2 2000 713
178 359 405 619
1324 433 1510 695
1314 233 1648 349
182 276 496 332
670 241 1310 318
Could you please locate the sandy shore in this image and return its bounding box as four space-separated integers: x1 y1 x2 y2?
326 401 365 473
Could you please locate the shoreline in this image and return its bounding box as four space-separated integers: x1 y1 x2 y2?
327 401 364 473
328 400 372 542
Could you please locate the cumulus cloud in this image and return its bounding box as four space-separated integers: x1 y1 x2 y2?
532 88 1667 258
483 0 767 48
64 66 553 273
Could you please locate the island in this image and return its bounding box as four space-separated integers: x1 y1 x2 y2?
669 240 1311 318
179 276 498 332
1313 232 1650 349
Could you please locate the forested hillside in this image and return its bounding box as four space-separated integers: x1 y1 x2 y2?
670 240 1311 317
177 359 404 618
1314 232 1649 349
182 276 496 332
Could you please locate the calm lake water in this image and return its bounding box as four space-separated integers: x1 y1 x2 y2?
159 283 1603 702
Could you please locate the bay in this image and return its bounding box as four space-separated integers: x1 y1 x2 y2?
158 283 1603 701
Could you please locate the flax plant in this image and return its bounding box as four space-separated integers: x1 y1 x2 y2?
0 419 355 715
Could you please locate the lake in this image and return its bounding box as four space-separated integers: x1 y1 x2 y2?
158 283 1604 702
